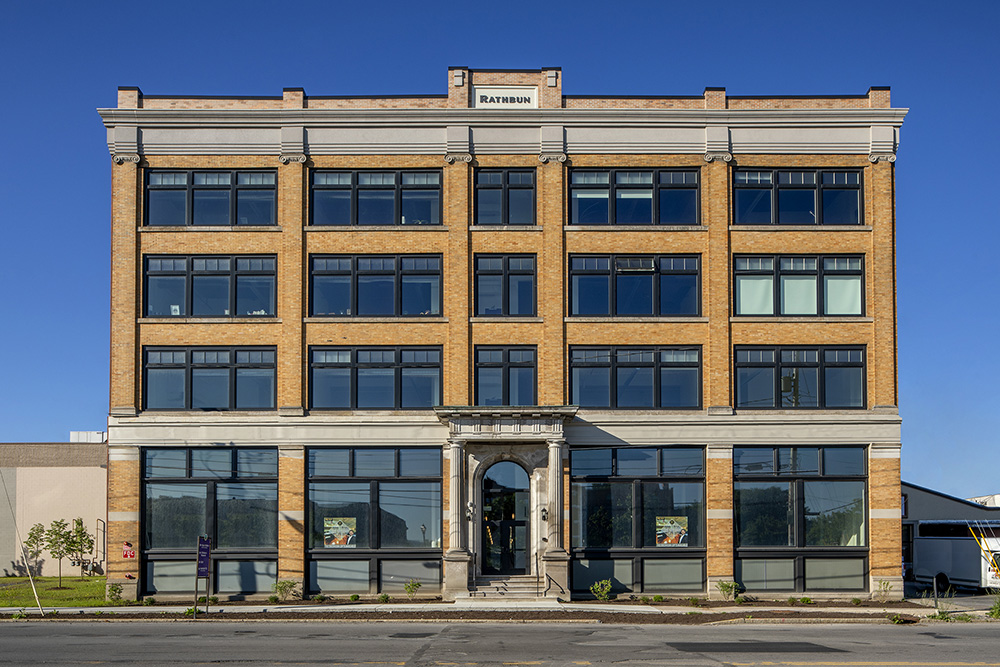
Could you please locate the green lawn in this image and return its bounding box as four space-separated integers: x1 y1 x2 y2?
0 577 112 608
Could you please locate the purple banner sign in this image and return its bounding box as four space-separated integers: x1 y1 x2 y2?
196 536 211 578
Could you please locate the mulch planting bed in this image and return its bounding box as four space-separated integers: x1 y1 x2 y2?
1 610 924 624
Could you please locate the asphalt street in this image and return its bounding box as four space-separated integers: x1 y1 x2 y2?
0 621 997 666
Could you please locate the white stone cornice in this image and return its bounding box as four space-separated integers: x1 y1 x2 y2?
98 106 908 157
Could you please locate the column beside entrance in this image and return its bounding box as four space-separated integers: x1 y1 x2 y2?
442 438 471 600
542 437 570 598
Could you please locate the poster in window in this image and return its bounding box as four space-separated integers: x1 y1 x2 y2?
655 516 688 546
324 517 357 548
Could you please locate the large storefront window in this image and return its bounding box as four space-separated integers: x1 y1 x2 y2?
733 446 867 592
142 448 277 595
570 447 705 594
307 448 442 594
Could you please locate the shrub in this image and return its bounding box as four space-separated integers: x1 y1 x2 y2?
988 592 1000 619
589 579 612 602
142 597 156 606
272 579 300 602
715 580 739 601
799 597 813 605
11 609 27 620
107 583 123 604
209 596 218 605
652 595 663 603
403 579 422 600
313 594 328 603
640 596 650 603
350 594 360 602
787 597 798 605
875 579 893 603
378 593 390 603
851 598 862 606
267 595 280 604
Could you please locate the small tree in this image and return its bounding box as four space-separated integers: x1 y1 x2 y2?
23 523 46 576
67 518 95 576
44 519 71 587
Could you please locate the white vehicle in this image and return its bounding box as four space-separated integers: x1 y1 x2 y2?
912 520 1000 591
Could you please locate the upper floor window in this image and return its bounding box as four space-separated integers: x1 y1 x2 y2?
311 255 441 317
474 255 535 317
734 256 863 316
570 346 701 409
735 347 865 409
569 169 699 225
145 256 276 318
310 347 441 410
570 255 700 316
144 347 276 411
475 346 536 406
475 170 535 225
734 170 861 225
311 171 441 226
146 171 276 227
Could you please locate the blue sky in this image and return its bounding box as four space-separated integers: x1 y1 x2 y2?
1 1 996 498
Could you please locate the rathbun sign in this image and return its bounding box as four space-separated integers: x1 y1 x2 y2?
471 86 538 109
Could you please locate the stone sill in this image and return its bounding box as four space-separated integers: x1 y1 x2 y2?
470 317 543 323
565 225 707 232
470 225 543 232
139 317 282 324
305 225 449 232
730 225 873 232
731 316 873 323
138 226 282 232
565 316 708 323
305 317 448 323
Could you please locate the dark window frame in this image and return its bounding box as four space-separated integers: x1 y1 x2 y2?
474 168 536 225
144 255 277 318
569 254 701 317
310 170 443 226
734 346 867 410
474 345 537 406
733 168 863 226
145 170 277 227
306 447 443 591
473 254 537 317
569 346 702 409
733 255 865 317
141 447 279 576
309 346 443 410
733 445 868 591
143 347 277 412
569 446 706 558
569 168 700 225
310 255 442 318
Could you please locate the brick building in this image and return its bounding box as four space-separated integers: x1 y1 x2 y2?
99 67 906 601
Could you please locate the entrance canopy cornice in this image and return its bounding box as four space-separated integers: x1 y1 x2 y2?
434 406 578 442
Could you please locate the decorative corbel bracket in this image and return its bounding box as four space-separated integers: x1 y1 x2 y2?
278 154 307 164
538 153 567 163
868 153 896 163
703 153 733 163
112 154 141 164
444 153 472 164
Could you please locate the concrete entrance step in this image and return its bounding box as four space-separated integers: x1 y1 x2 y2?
471 575 544 598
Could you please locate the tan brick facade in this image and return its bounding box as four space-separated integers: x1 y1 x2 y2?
103 67 904 601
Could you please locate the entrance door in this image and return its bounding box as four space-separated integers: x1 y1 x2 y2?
481 461 529 575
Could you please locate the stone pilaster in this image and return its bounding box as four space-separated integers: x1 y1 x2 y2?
542 438 569 598
442 438 470 600
277 445 305 598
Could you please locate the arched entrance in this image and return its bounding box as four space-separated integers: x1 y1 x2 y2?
481 461 530 575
